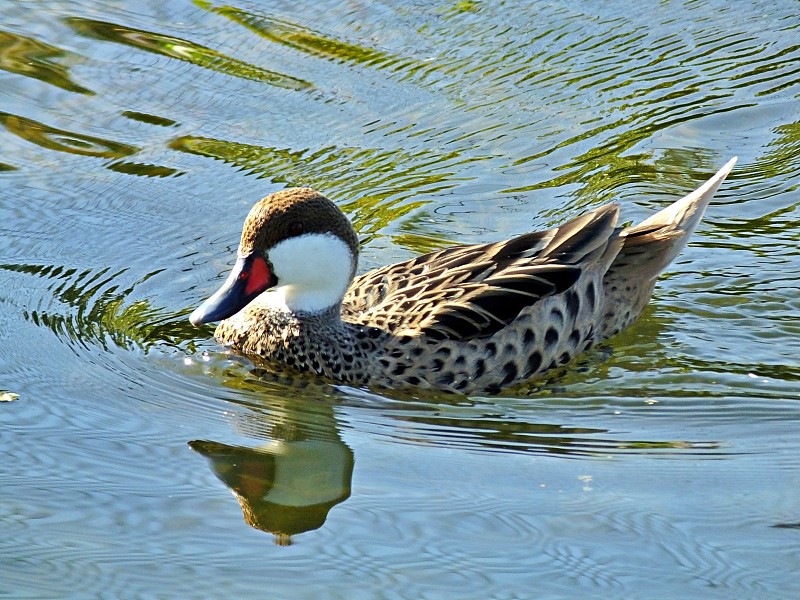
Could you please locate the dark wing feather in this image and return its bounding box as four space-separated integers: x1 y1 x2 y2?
342 204 620 341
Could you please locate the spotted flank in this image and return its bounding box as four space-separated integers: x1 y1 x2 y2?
190 158 737 394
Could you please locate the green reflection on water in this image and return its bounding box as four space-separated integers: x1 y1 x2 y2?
504 109 742 202
194 2 480 91
759 119 800 182
198 1 396 68
121 111 179 128
0 29 94 95
106 160 184 178
0 112 139 159
0 113 184 176
65 16 313 91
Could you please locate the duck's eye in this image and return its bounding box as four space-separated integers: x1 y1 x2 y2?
287 221 304 237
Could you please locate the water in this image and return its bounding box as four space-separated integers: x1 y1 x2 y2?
2 0 799 597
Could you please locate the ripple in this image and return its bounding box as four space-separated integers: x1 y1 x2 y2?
536 495 774 595
333 385 725 459
0 491 290 598
542 539 626 590
383 412 719 457
0 262 196 353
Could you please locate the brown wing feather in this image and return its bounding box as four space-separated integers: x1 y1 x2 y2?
342 203 620 341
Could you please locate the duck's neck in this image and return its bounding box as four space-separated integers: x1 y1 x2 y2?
217 298 346 358
249 290 344 326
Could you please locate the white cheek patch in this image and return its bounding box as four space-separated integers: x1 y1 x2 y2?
265 233 355 314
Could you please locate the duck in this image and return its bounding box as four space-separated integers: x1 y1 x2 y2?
190 158 737 394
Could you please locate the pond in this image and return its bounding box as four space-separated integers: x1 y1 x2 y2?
2 0 799 597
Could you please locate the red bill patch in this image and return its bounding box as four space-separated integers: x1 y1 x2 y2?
245 255 272 296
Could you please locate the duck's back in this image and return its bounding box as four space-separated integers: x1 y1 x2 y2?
341 204 623 393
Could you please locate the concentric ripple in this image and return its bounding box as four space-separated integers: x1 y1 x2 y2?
0 262 197 352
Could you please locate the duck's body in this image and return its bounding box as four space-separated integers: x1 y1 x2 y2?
191 158 736 394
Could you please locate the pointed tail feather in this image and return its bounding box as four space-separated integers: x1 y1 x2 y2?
597 158 737 339
612 157 737 280
635 157 737 235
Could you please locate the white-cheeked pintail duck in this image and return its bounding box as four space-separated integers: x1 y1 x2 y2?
190 158 737 394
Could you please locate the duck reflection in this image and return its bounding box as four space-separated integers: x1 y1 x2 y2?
189 401 353 545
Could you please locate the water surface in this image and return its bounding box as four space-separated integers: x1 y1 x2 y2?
2 1 799 598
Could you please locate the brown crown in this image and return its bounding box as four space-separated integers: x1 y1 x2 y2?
238 188 359 258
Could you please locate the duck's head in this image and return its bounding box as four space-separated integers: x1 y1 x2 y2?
190 188 359 326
